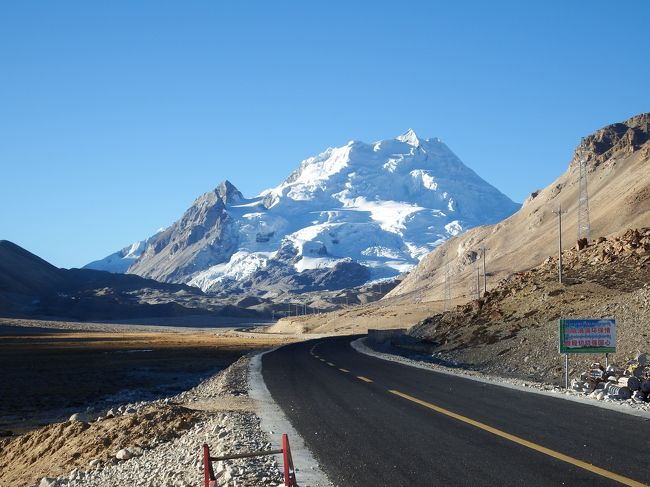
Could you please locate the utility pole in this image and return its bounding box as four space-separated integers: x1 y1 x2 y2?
552 204 567 284
475 258 480 300
577 139 591 242
443 257 451 312
481 246 488 295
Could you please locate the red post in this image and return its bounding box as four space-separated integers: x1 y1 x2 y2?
282 433 297 486
203 444 211 487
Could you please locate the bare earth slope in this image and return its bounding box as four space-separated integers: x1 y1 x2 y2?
409 227 650 384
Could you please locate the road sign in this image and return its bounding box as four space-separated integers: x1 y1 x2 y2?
559 319 616 354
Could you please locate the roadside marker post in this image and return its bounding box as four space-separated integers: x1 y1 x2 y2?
203 433 298 487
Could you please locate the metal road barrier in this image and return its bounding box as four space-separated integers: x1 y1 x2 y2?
203 433 298 487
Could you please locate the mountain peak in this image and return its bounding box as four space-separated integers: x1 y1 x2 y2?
215 180 244 204
396 128 421 146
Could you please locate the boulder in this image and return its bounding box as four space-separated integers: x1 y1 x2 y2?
116 448 133 461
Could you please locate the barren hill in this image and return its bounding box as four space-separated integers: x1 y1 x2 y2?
0 241 256 321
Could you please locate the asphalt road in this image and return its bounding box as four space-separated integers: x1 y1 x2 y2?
262 336 650 487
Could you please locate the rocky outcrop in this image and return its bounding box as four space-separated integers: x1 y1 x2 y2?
574 112 650 168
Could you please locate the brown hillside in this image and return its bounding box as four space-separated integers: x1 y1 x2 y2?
408 227 650 384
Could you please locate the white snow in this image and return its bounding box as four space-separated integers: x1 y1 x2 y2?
91 130 520 291
188 251 275 288
83 229 166 273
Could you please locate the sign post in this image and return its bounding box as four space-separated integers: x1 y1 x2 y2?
559 318 616 389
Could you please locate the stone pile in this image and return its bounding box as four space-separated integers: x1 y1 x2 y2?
570 352 650 402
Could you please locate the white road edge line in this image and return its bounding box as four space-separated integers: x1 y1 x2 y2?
350 337 650 420
249 348 334 487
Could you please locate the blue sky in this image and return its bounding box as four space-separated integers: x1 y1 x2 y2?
1 1 649 268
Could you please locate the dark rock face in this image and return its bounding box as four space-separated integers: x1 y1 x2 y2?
209 257 371 296
128 180 244 283
576 113 649 168
288 261 371 292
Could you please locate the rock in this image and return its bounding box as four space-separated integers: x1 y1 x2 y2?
570 378 584 391
128 446 144 456
632 391 646 402
576 238 588 250
39 478 58 487
635 352 648 366
116 448 134 460
69 412 87 422
89 459 103 468
618 376 641 391
641 380 650 394
106 409 116 418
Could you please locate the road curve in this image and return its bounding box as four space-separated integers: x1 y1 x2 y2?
262 336 650 487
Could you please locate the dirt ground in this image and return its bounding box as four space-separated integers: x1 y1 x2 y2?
0 319 293 435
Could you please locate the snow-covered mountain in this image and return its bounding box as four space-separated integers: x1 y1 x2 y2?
89 130 520 294
84 229 164 273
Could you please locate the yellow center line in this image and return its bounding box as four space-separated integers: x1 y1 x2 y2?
389 389 647 487
357 376 373 383
339 368 350 373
